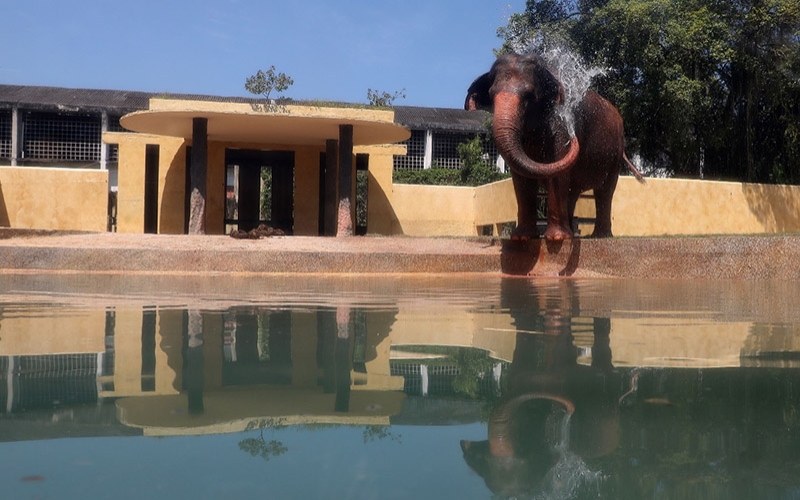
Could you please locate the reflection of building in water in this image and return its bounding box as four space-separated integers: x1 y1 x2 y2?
109 305 413 435
1 306 112 413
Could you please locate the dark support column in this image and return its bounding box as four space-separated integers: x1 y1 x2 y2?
144 144 160 234
188 117 208 234
337 124 354 237
324 139 339 236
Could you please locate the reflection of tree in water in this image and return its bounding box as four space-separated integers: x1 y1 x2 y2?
362 425 402 444
452 348 497 400
237 420 402 462
238 418 287 462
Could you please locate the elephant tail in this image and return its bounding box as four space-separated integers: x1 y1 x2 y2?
623 152 647 184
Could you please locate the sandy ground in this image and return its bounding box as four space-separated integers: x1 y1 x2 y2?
1 228 799 279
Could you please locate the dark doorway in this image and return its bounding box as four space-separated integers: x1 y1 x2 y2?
225 149 294 234
144 144 159 234
356 153 369 236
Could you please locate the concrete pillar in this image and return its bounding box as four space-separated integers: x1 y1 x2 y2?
325 139 339 236
188 117 208 234
100 111 109 171
496 155 506 173
424 130 433 169
420 364 429 396
337 124 354 237
10 107 20 166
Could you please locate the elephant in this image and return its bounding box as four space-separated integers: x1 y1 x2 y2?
466 53 644 241
460 279 627 497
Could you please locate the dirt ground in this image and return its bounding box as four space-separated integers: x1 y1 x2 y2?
0 228 798 279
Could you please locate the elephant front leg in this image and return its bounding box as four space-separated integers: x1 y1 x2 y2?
544 177 573 241
511 173 540 240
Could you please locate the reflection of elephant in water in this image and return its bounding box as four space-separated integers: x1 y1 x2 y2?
461 280 623 497
466 53 644 240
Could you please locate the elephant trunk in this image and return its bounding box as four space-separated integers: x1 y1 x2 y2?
492 92 579 179
488 392 576 458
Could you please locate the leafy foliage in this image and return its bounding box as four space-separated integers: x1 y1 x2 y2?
457 135 509 185
245 66 294 100
394 136 509 186
497 0 800 183
367 88 407 107
239 418 288 462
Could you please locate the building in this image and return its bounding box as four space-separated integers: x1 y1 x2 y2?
0 84 494 236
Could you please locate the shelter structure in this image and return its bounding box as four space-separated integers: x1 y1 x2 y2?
110 98 409 236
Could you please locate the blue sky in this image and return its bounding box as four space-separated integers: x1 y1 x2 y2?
1 0 525 109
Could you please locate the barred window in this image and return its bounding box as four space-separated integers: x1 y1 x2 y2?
433 132 500 170
23 111 102 162
479 135 500 166
106 115 125 162
0 110 11 159
432 131 473 169
393 129 426 170
107 115 126 132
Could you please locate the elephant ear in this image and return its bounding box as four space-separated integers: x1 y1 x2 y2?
465 72 494 111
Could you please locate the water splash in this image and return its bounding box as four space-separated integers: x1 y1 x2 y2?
544 47 606 137
515 44 606 138
537 411 605 499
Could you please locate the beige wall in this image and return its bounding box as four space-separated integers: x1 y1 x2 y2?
394 176 800 237
390 184 477 236
361 144 406 235
610 177 800 236
0 166 108 231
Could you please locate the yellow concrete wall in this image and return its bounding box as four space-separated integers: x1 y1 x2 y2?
293 146 321 236
390 184 477 236
106 132 186 234
474 179 519 235
360 144 406 235
611 177 800 236
0 166 108 231
394 176 800 237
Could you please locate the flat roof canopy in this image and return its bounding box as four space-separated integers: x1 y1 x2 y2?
120 108 411 146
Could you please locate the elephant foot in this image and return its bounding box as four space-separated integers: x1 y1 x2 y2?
544 224 573 242
510 224 539 241
590 228 613 238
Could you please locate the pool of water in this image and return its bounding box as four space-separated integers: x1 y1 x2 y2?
1 274 800 499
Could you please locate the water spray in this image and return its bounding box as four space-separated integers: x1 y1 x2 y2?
516 44 607 138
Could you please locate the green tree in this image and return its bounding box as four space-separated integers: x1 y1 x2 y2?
457 135 507 186
497 0 800 183
245 65 294 100
245 66 294 113
366 88 406 107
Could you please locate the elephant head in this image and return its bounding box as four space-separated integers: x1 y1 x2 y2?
461 389 619 497
465 53 579 179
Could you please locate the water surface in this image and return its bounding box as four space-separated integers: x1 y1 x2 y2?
2 275 799 499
